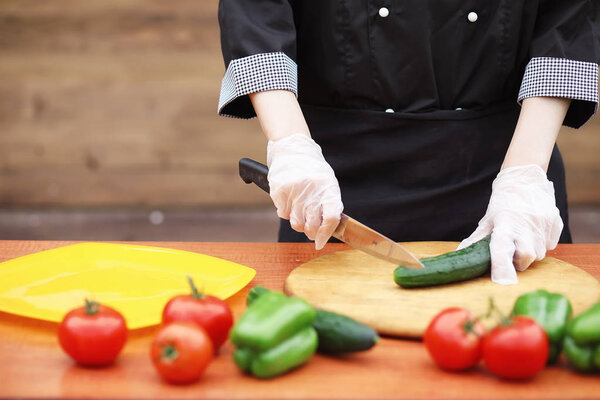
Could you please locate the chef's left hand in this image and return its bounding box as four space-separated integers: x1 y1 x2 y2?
457 164 563 285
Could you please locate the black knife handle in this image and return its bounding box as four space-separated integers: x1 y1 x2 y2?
239 158 270 194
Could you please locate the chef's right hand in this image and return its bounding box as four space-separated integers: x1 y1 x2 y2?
267 133 344 250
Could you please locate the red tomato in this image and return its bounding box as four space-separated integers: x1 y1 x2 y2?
58 299 127 366
482 316 549 380
150 322 214 384
162 277 233 351
424 307 486 371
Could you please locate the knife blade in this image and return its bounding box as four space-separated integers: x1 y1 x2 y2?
238 158 424 269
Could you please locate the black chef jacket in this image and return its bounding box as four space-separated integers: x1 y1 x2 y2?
218 1 600 244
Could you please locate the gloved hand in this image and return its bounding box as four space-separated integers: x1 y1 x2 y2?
267 133 344 250
457 165 563 285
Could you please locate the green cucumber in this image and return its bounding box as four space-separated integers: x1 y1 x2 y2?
246 286 379 354
394 235 491 288
313 309 379 355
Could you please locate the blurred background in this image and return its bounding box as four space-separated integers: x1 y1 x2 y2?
0 0 599 242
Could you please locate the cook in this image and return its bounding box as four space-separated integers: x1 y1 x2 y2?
217 1 599 284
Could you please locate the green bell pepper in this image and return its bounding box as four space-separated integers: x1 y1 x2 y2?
231 290 317 378
511 289 572 364
246 285 271 307
246 286 380 355
563 302 600 373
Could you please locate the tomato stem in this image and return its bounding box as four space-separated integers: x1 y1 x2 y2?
84 298 100 315
187 275 204 300
463 319 478 336
483 297 512 326
161 343 179 361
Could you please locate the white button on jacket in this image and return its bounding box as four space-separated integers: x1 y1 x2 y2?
468 12 478 22
379 7 390 18
385 108 394 113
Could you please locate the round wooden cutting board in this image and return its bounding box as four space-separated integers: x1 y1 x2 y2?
284 242 600 338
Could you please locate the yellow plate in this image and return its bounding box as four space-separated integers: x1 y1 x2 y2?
0 243 256 329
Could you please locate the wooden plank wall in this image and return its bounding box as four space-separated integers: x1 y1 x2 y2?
0 0 598 207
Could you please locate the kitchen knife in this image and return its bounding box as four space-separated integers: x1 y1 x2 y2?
239 158 424 269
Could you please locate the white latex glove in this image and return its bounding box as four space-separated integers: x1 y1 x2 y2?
267 133 344 250
457 165 563 285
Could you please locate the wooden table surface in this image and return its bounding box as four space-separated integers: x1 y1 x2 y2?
0 241 599 399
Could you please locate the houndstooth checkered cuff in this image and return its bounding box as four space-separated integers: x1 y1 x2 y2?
218 52 298 119
518 57 599 128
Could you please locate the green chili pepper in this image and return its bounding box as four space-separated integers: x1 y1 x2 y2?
563 302 600 373
231 290 317 378
511 289 572 364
